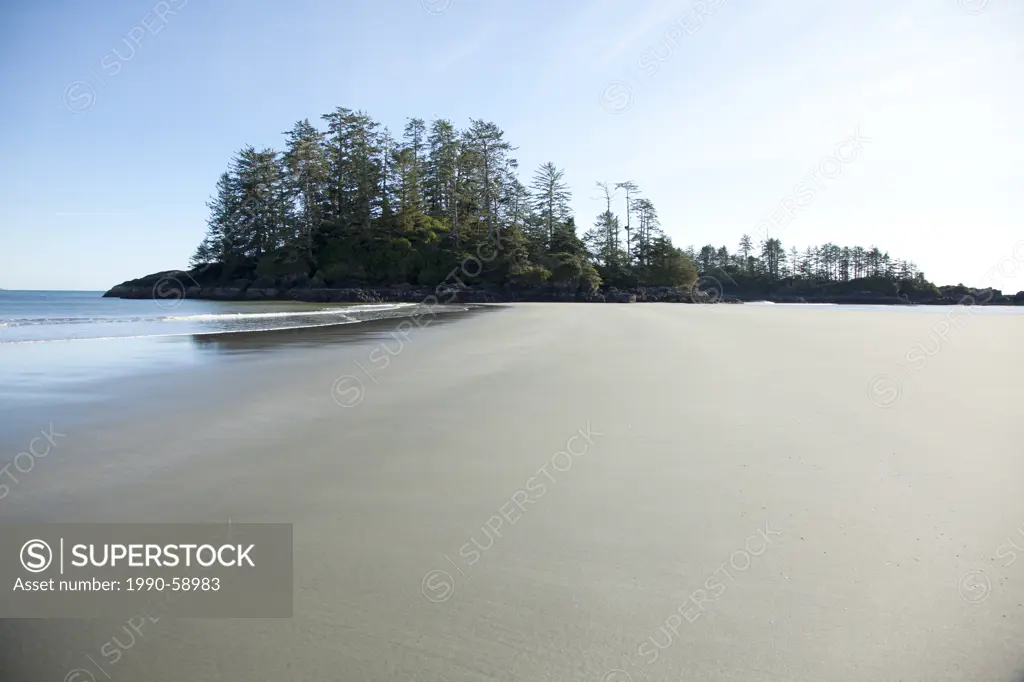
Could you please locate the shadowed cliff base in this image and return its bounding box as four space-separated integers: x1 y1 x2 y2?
104 267 1024 306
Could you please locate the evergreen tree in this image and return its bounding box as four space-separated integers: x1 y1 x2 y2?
425 119 460 239
462 120 516 244
531 163 571 249
631 197 660 267
615 181 640 261
282 119 329 261
188 105 933 297
738 234 753 273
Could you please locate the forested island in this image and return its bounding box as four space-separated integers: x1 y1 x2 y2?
105 108 1023 306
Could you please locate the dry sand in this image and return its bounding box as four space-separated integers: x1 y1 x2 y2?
2 302 1023 681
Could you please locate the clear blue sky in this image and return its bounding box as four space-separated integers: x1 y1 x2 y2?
1 0 1021 292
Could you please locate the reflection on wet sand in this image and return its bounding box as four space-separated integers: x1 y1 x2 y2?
186 304 503 354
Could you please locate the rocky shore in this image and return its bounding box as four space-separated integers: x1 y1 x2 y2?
103 270 1024 306
102 271 728 305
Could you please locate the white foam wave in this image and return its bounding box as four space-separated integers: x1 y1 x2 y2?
0 303 436 345
0 303 417 328
163 303 415 322
0 320 362 345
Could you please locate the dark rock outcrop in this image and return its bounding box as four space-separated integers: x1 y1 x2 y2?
606 291 637 303
102 270 1023 306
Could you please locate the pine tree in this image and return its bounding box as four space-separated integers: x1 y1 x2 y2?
321 108 385 235
739 234 753 274
192 172 237 268
788 246 800 278
403 118 427 214
615 181 639 261
282 119 329 261
584 208 622 270
190 104 934 296
631 198 661 267
424 119 460 240
531 163 571 249
462 120 516 245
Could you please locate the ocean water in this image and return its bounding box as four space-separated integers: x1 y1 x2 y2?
4 291 1016 439
0 290 418 343
0 290 460 436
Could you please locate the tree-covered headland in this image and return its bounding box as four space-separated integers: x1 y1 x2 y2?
107 106 1020 305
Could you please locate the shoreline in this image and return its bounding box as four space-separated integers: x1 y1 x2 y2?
0 302 495 443
103 273 1023 307
2 303 1023 680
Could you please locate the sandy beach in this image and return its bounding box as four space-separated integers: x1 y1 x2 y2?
2 302 1023 681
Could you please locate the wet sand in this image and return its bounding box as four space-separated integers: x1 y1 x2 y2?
2 303 1023 681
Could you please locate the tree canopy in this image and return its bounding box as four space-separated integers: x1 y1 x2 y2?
192 106 932 299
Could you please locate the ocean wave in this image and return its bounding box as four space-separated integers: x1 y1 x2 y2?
0 303 416 328
163 304 412 321
0 319 363 345
0 303 447 345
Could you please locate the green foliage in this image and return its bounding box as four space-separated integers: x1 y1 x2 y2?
578 261 603 293
191 105 937 298
689 237 936 298
643 237 698 287
255 246 310 279
508 265 552 287
546 252 583 283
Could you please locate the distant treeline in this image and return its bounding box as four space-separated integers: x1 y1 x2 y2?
191 107 933 297
688 238 941 299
